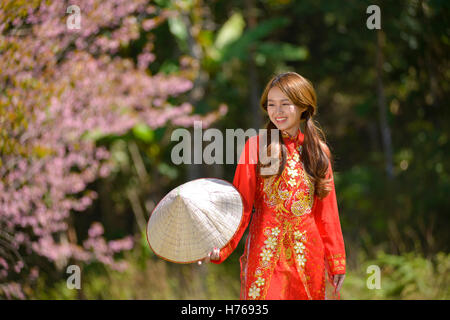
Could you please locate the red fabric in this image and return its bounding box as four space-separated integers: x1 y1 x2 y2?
212 128 346 300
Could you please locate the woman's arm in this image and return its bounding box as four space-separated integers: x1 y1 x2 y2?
211 135 259 264
313 153 346 275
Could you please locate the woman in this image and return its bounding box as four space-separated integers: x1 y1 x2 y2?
203 72 346 300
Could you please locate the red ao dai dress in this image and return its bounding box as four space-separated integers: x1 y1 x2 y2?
212 128 346 300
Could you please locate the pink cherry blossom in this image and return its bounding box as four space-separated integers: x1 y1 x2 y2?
0 0 226 299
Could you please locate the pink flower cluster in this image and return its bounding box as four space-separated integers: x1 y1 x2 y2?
0 0 226 298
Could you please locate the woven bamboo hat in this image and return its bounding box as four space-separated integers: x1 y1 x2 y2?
146 178 243 263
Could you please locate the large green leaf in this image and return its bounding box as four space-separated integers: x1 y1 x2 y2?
214 12 246 50
168 15 188 41
255 41 308 65
220 17 291 62
132 123 155 143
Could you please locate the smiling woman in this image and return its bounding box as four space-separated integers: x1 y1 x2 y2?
267 87 306 138
206 72 346 300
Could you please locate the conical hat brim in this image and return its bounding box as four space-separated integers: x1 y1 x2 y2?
146 178 244 263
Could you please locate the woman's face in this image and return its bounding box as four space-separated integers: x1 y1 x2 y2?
267 86 305 136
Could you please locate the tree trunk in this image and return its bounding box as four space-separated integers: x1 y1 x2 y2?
376 30 394 179
245 0 263 130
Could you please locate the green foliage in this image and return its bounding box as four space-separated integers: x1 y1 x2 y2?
168 16 188 41
255 42 308 64
31 231 240 299
215 12 246 50
220 17 290 62
342 251 450 300
30 244 449 300
132 124 155 144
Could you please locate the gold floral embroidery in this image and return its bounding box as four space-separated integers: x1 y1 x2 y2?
275 202 290 215
287 167 299 178
294 241 305 254
286 154 299 176
260 248 273 261
291 191 312 216
248 284 261 299
248 226 281 300
262 140 311 218
264 236 277 250
254 139 319 299
297 254 307 268
290 161 315 216
303 166 315 196
263 176 281 207
293 230 308 269
255 277 265 287
284 150 302 189
277 188 290 200
285 247 293 260
288 159 296 167
327 254 346 273
271 227 281 237
287 179 297 187
293 230 307 241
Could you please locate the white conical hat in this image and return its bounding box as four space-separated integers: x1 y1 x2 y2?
146 178 244 263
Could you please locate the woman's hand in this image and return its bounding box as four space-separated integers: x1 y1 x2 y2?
333 274 345 293
197 247 220 265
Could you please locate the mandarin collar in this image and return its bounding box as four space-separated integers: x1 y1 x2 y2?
281 127 304 145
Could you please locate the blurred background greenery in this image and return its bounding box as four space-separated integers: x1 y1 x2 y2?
2 0 449 299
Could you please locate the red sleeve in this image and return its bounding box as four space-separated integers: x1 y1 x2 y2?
211 135 258 264
313 159 346 275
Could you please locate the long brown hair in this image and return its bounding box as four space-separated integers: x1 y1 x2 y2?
257 72 333 199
